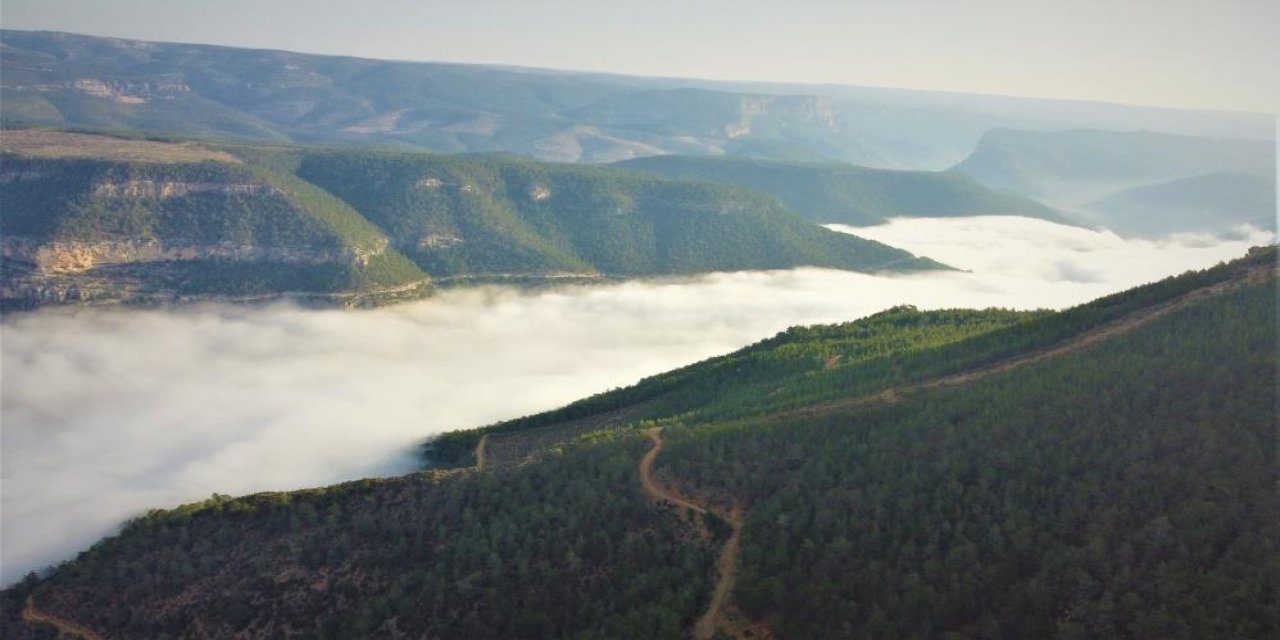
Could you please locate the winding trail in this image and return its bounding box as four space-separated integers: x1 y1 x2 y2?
474 434 488 472
694 504 748 640
642 428 755 639
22 595 103 640
640 429 707 518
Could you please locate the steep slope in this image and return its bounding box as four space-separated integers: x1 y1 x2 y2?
657 259 1277 639
616 154 1069 226
1084 172 1277 236
6 248 1273 640
2 30 1270 169
289 149 946 278
952 128 1276 219
0 130 428 308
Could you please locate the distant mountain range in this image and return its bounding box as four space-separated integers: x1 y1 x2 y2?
1 30 1271 170
952 128 1276 235
0 130 945 309
1085 172 1276 237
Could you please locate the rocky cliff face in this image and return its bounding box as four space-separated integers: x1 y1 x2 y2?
0 131 434 310
727 95 838 138
1 236 388 274
90 180 274 199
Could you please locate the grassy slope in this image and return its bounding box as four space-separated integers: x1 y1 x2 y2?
617 154 1069 226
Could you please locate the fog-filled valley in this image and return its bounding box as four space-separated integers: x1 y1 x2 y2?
2 215 1271 584
3 4 1278 635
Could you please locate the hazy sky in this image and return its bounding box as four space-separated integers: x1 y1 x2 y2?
2 0 1276 112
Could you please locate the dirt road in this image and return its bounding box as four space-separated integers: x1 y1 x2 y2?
642 428 756 639
474 434 488 471
22 595 103 640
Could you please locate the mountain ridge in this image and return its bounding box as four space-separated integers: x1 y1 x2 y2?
616 154 1071 226
1 129 946 310
3 30 1270 169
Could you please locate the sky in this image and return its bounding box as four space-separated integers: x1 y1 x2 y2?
2 216 1272 584
1 0 1276 113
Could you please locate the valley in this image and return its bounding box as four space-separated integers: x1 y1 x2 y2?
1 214 1267 592
1 20 1276 640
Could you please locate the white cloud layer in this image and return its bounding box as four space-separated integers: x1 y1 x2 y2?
1 216 1273 583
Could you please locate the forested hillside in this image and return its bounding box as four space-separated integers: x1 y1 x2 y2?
660 274 1276 638
0 130 428 308
6 247 1274 639
616 155 1068 226
287 150 943 277
0 130 943 309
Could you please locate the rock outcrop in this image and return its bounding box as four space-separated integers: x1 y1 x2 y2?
1 236 388 274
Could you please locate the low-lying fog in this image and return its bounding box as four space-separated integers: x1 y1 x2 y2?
2 216 1273 583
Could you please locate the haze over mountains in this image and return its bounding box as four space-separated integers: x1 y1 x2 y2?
1 30 1271 170
952 128 1277 235
3 28 1272 250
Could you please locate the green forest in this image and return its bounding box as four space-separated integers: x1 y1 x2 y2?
6 248 1274 639
289 149 943 276
660 280 1277 638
